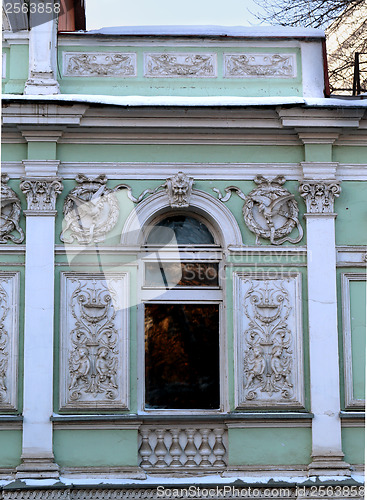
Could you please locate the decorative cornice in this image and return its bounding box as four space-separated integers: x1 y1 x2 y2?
22 160 60 177
299 180 341 214
20 177 63 212
300 162 339 180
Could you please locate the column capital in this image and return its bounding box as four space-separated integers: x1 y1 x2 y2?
300 161 339 180
20 176 63 212
299 180 341 215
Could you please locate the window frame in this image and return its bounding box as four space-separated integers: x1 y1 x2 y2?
137 212 228 415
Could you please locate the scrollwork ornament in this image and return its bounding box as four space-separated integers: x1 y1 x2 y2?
214 175 303 245
299 180 341 213
20 176 63 211
0 174 24 244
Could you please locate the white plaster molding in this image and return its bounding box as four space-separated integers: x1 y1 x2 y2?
20 130 64 143
60 272 130 411
144 53 217 78
337 246 367 267
2 103 88 125
341 273 366 410
300 41 324 98
22 160 60 177
120 189 243 248
278 108 364 128
0 272 20 411
63 52 137 77
234 271 304 409
300 162 339 180
2 52 6 80
299 180 341 214
298 133 339 145
224 53 297 78
20 177 63 212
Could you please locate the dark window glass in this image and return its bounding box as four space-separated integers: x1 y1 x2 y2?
145 262 219 287
146 216 215 245
145 304 220 409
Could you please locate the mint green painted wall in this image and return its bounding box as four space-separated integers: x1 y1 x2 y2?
3 44 28 94
57 145 305 164
53 266 138 414
0 430 22 466
335 182 367 245
28 141 57 160
58 45 302 97
341 427 365 464
2 144 27 161
333 146 367 164
305 144 332 162
53 429 138 466
228 428 311 465
349 280 366 400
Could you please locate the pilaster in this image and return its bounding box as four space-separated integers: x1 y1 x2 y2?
16 174 63 479
24 4 60 95
299 165 350 476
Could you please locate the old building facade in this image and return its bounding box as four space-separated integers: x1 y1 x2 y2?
1 14 366 500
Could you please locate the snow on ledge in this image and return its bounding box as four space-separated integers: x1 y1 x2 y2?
84 25 325 38
2 94 367 108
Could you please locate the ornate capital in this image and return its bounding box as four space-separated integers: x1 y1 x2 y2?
20 177 63 212
165 171 194 208
299 181 341 214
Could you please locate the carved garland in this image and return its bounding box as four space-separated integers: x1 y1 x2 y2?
214 175 303 245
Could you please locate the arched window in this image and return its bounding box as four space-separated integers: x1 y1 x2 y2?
140 212 224 412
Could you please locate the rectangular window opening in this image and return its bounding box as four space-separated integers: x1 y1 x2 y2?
145 303 220 410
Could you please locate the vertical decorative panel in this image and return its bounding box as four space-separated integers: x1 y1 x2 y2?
234 272 304 409
0 272 20 411
342 273 366 409
60 272 129 410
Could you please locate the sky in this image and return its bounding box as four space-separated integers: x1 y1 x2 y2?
85 0 265 31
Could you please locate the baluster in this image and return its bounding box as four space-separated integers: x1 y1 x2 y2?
184 428 197 466
213 428 226 467
154 429 168 467
139 428 152 468
169 428 182 467
198 428 212 466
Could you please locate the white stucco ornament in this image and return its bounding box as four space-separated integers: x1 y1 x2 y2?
165 171 194 208
60 174 120 245
214 175 303 245
0 174 24 244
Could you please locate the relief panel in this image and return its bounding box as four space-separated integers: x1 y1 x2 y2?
60 272 129 410
234 272 304 409
0 272 20 410
224 53 297 78
63 52 137 77
342 273 366 409
144 53 217 77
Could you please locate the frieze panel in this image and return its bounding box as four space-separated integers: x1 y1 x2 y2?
0 174 24 244
60 272 129 410
234 272 304 408
144 53 217 77
0 272 20 410
63 52 137 77
224 53 297 78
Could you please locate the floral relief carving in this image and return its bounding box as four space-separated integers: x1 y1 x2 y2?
20 177 63 212
0 174 24 244
299 181 341 213
63 52 137 77
0 273 19 410
224 53 296 78
235 273 304 408
144 53 216 77
214 175 303 245
60 273 129 410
